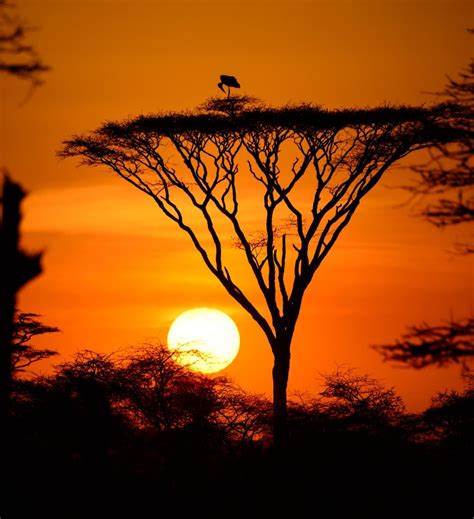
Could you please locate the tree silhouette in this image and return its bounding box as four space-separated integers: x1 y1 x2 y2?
319 368 405 428
0 0 49 85
11 312 58 373
48 345 269 449
423 369 474 447
116 345 219 433
407 35 473 253
375 42 473 371
374 317 474 369
61 96 459 445
8 344 473 517
0 176 42 426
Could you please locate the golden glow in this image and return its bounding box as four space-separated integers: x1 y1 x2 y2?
5 0 472 410
167 308 240 373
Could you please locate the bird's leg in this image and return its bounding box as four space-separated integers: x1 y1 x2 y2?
227 86 230 99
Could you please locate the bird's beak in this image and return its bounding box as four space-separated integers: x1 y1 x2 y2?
218 83 225 93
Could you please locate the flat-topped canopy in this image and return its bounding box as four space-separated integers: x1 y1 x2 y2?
64 97 462 141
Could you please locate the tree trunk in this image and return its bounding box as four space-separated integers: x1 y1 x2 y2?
0 178 22 426
272 341 291 449
0 177 41 426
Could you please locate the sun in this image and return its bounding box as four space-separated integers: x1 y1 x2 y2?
167 308 240 374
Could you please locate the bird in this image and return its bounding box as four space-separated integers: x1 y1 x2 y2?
217 74 240 98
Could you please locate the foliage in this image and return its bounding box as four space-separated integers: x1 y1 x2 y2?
8 353 474 517
373 317 474 369
21 345 271 448
286 368 405 440
407 39 473 250
318 368 405 426
0 0 49 84
61 97 459 140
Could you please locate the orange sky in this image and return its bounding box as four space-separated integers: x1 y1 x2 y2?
1 0 473 410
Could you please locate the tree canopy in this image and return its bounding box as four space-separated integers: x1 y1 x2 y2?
63 98 459 139
62 98 460 335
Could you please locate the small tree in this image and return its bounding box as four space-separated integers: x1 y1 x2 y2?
11 312 58 374
117 345 215 432
61 97 458 444
319 368 404 429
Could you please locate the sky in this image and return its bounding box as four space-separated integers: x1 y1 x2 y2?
1 0 473 410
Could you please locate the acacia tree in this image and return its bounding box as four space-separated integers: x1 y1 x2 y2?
61 97 457 444
318 368 405 430
11 312 58 374
408 40 473 251
375 48 473 370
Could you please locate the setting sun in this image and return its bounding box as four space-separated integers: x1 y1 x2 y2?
167 308 240 373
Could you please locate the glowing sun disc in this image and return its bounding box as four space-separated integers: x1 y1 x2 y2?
167 308 240 373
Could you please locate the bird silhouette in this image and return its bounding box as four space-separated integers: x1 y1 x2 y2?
217 75 240 98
